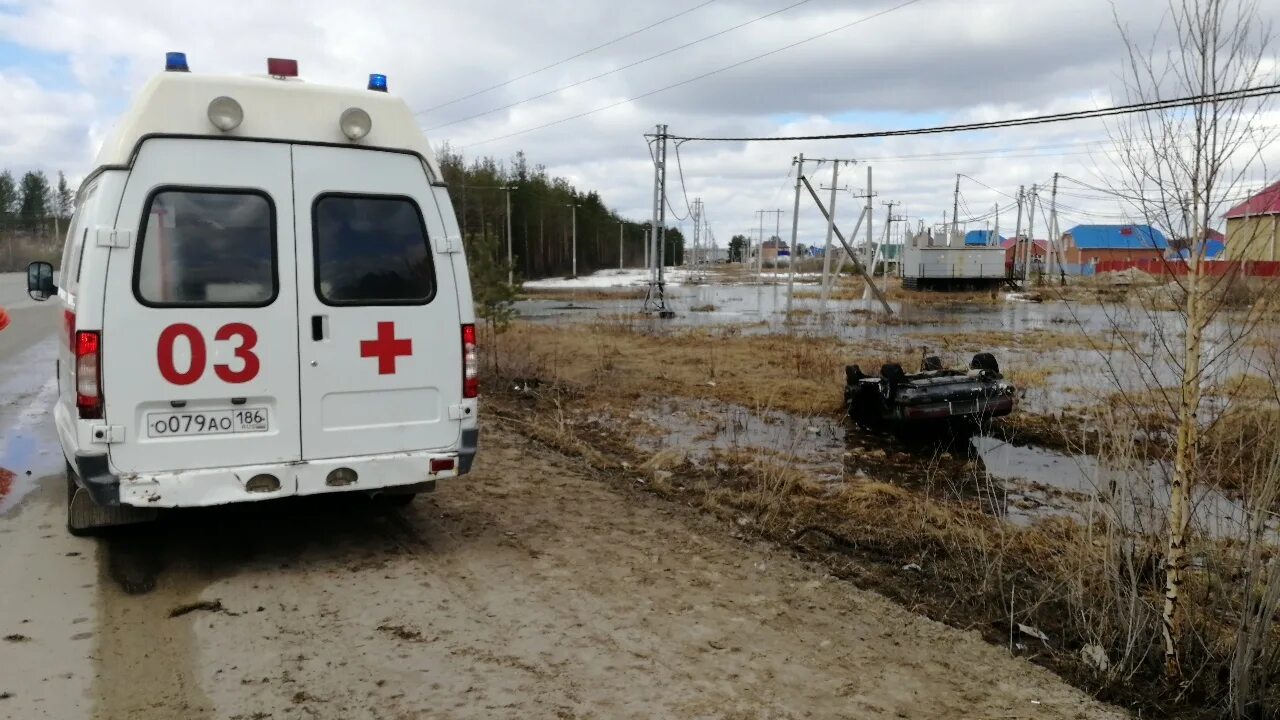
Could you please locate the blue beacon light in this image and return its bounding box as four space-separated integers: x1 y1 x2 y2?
165 52 190 72
368 73 388 92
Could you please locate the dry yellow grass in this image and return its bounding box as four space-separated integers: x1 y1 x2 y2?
498 321 916 416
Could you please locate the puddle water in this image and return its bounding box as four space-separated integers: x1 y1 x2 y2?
616 398 847 482
612 394 1276 543
975 436 1279 541
0 338 64 514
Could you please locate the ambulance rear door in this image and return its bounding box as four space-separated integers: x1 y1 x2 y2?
102 138 303 473
291 145 463 461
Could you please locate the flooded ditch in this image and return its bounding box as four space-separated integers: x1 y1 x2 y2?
605 395 1277 542
519 280 1280 543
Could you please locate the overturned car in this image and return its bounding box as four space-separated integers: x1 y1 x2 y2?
845 353 1016 433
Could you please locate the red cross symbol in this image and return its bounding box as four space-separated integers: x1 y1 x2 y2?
360 321 413 375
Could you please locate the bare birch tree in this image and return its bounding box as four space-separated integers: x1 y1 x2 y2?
1105 0 1277 679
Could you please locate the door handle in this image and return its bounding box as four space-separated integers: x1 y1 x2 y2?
311 315 327 341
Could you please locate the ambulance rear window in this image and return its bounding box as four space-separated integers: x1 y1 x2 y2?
313 194 435 305
135 189 276 307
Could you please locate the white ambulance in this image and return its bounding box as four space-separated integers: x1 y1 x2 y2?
26 54 478 534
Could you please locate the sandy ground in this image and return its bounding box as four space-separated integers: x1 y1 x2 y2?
0 300 1126 720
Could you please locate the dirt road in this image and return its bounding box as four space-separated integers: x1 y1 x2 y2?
0 304 1124 719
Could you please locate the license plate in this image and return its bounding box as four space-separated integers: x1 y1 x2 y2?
146 407 269 438
949 400 980 415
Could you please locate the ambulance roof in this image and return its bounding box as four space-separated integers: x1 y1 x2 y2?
94 72 442 180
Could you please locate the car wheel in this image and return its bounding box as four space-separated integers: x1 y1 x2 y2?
852 384 889 433
970 352 1000 373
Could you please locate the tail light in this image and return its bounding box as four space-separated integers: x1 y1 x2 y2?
462 324 478 399
75 330 103 419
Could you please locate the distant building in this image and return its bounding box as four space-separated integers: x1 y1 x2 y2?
964 230 1006 247
756 238 788 266
1000 237 1050 273
1168 229 1226 262
900 229 1007 290
1061 224 1168 267
1223 181 1280 261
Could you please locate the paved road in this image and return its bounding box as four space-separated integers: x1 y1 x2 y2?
0 305 1125 719
1 270 43 313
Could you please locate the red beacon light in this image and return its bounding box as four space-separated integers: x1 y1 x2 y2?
267 58 298 78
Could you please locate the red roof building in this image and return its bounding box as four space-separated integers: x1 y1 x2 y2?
1224 181 1280 261
1225 180 1280 219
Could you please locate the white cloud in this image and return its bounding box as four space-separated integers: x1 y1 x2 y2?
1 0 1277 243
0 70 94 176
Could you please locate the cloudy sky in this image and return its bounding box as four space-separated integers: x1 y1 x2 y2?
2 0 1279 248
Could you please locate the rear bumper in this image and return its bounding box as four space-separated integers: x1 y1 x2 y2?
77 432 478 509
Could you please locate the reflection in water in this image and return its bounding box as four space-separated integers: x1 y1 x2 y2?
0 338 64 514
607 392 1274 543
974 435 1278 541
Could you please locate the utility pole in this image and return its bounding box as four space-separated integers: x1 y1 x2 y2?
503 186 514 285
618 221 625 270
950 174 961 246
643 223 650 271
691 197 703 271
880 200 902 289
825 207 867 284
645 124 669 313
865 165 874 266
755 209 784 280
799 176 893 314
818 162 844 310
827 171 876 285
991 203 1000 247
1012 186 1024 283
755 210 765 278
1049 171 1064 285
1025 184 1038 283
869 201 896 299
822 165 876 300
565 202 579 278
785 153 804 319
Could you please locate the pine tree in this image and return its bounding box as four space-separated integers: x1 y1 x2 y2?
18 170 50 230
0 171 17 222
55 172 74 220
468 233 521 374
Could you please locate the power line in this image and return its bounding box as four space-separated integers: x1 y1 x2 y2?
416 0 718 115
666 83 1280 142
959 174 1021 201
673 141 697 218
461 0 923 148
426 0 814 131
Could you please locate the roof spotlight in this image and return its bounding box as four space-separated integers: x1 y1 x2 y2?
340 107 372 141
207 96 243 132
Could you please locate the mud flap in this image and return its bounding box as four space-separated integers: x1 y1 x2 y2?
67 485 157 536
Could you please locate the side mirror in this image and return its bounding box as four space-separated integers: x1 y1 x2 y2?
26 261 56 302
